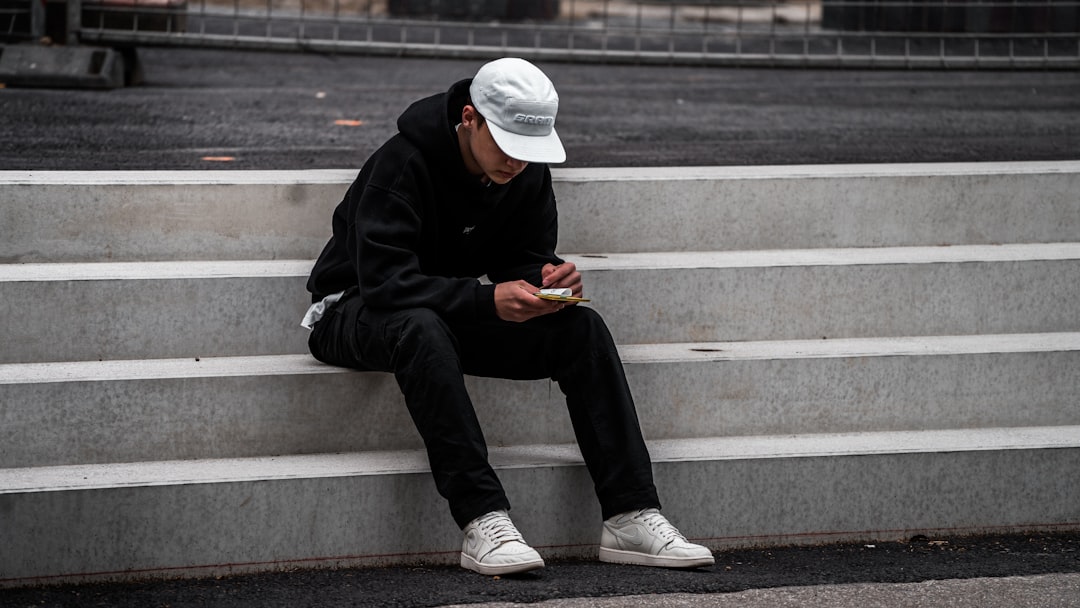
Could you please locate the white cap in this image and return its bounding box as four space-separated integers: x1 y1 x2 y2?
469 58 565 164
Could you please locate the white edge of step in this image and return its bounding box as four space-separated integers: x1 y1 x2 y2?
2 333 1078 385
3 161 1080 186
3 243 1079 282
3 426 1078 494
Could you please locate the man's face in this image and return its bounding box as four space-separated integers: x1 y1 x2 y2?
460 108 528 185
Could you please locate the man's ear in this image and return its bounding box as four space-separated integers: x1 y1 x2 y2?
461 104 479 129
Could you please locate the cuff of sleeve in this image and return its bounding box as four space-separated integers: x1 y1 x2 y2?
476 283 498 320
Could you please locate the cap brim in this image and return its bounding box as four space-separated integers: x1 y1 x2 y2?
486 120 566 164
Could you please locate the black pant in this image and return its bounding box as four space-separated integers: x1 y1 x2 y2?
308 293 660 529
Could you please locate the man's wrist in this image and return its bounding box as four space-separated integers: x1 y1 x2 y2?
478 282 499 320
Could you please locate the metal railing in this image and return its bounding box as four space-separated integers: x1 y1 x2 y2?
1 0 43 41
7 0 1080 68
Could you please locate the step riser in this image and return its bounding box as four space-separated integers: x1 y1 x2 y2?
3 165 1079 263
4 260 1078 363
560 169 1080 253
4 351 1078 467
589 260 1080 344
3 446 1077 586
0 181 346 264
0 276 311 363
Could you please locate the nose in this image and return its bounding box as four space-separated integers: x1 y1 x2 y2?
506 156 527 172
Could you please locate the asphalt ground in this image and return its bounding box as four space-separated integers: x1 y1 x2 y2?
2 533 1079 607
1 48 1080 170
2 49 1080 606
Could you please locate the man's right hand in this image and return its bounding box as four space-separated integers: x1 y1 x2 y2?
494 280 565 322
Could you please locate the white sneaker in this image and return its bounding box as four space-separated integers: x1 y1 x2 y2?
599 508 715 568
460 510 545 576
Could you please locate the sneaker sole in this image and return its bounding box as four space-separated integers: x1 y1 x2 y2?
460 552 545 576
598 546 715 569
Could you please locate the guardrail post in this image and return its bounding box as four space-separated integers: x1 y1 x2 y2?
66 0 82 45
30 0 46 39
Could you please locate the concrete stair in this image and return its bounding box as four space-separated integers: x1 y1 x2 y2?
2 162 1079 586
4 245 1080 362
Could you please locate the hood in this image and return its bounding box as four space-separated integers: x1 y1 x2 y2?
397 78 472 177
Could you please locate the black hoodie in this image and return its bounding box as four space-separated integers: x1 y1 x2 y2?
306 78 563 322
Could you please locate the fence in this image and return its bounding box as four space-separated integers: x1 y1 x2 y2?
4 0 1080 68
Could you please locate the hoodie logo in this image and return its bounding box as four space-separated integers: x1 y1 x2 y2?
462 225 476 236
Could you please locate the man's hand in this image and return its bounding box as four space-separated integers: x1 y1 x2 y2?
493 263 585 323
494 280 564 322
540 262 583 298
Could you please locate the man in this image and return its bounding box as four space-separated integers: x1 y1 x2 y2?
303 57 713 576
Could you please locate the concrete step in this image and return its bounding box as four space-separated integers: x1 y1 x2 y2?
3 333 1078 468
584 244 1080 344
4 243 1078 363
0 260 312 363
0 170 351 264
3 162 1078 263
555 162 1080 253
3 425 1078 586
0 45 126 89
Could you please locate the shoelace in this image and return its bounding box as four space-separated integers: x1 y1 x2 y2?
475 511 526 545
633 508 688 544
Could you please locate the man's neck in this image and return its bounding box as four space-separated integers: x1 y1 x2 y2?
455 124 489 185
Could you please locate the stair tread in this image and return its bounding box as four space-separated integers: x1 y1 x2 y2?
3 243 1080 282
550 160 1080 181
4 426 1078 494
5 160 1079 187
0 169 357 186
3 332 1078 385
